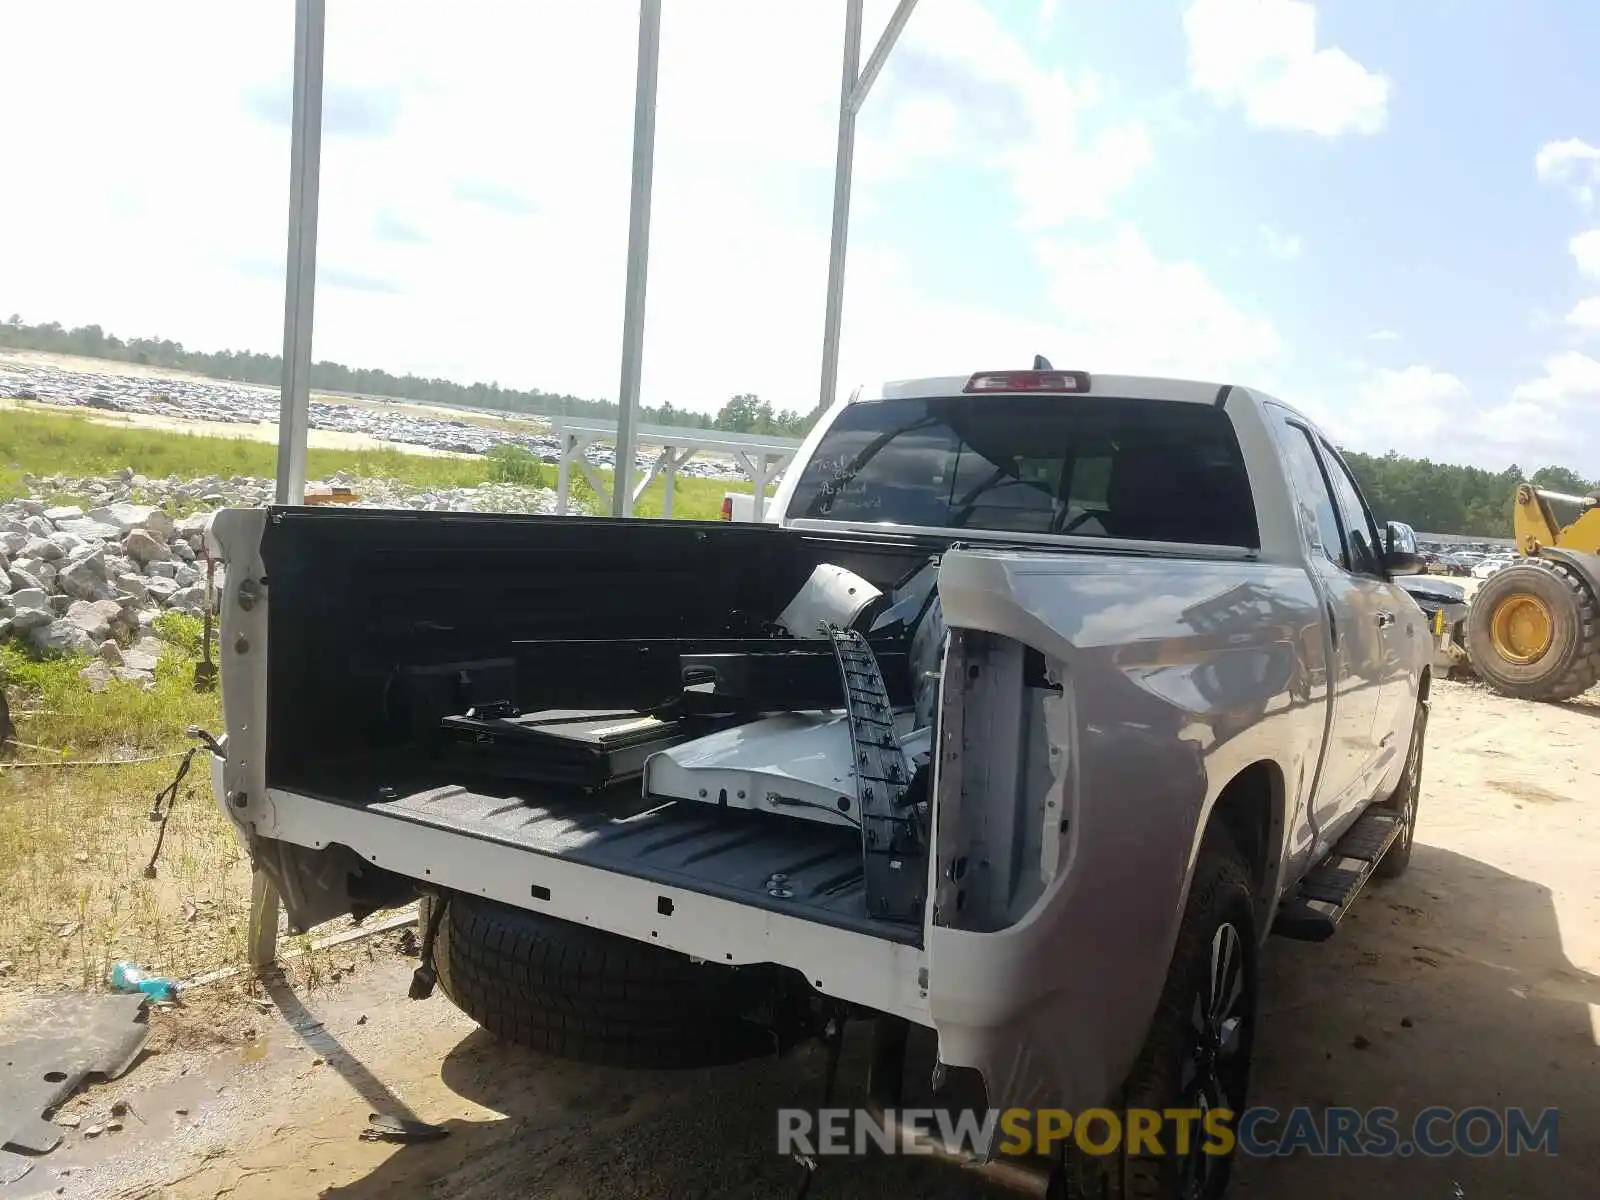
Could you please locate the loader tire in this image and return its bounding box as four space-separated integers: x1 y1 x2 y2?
1465 559 1600 702
420 894 775 1069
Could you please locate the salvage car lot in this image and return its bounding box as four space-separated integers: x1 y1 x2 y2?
16 679 1600 1200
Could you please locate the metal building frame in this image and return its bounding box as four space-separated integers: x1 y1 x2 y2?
255 0 916 963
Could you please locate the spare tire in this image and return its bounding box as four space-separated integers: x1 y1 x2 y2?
420 894 780 1069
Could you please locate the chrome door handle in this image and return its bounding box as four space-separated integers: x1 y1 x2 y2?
1376 611 1395 628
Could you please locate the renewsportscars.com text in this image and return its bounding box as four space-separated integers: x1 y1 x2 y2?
777 1106 1559 1160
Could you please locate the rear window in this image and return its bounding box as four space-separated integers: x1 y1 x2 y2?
787 394 1258 547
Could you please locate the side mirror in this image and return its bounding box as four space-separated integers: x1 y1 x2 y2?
1383 521 1425 576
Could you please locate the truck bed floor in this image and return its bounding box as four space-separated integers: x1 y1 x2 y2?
288 765 920 946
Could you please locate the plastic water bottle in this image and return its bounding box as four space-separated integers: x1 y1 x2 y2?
108 961 180 1003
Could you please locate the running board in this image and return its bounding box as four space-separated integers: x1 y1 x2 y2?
1272 808 1402 942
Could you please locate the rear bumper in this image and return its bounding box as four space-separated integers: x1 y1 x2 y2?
232 782 933 1023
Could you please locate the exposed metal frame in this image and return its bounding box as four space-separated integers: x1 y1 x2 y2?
549 417 800 520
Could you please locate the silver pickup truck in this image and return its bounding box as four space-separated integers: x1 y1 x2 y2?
206 365 1432 1198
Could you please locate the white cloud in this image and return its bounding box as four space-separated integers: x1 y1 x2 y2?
859 0 1154 226
1260 225 1303 260
1567 297 1600 332
1365 329 1401 341
1304 366 1467 457
1469 352 1600 460
1031 225 1283 381
1183 0 1389 136
1570 230 1600 278
0 0 1275 423
1510 351 1600 404
1536 138 1600 206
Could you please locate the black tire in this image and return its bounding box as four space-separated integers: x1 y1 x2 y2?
1053 832 1257 1200
1465 559 1600 702
420 894 778 1069
1374 697 1428 880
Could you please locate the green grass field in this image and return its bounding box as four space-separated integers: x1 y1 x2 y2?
0 407 752 520
0 406 764 993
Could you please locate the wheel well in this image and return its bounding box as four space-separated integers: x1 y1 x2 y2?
1206 761 1282 903
1419 666 1431 703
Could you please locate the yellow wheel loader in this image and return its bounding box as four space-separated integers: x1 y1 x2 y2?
1464 485 1600 701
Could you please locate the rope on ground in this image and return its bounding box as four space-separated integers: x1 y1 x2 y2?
0 748 192 770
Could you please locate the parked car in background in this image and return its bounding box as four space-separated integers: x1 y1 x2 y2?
1471 554 1519 580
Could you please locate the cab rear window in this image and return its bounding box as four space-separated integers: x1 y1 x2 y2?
787 394 1259 547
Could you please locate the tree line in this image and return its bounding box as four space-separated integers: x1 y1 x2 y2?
0 316 815 438
3 316 1594 537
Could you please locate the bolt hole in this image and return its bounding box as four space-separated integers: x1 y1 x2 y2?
657 896 674 916
43 1071 67 1083
530 884 551 901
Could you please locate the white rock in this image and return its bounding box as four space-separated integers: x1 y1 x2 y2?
58 557 113 602
100 639 125 665
44 505 84 522
147 560 178 579
8 567 45 594
11 605 53 632
31 619 97 654
65 599 124 642
89 504 176 538
143 576 181 601
23 536 64 561
168 584 207 613
173 563 202 588
124 528 170 564
55 518 122 542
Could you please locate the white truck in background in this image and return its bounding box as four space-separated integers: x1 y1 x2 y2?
719 490 758 522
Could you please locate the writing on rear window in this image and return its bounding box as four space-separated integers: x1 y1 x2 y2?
787 395 1259 548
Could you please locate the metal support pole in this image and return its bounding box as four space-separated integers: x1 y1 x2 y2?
247 867 281 970
818 0 917 419
274 0 326 506
818 0 863 419
851 0 919 113
612 0 662 518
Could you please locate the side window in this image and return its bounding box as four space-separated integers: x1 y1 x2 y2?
1319 440 1384 576
1276 421 1344 566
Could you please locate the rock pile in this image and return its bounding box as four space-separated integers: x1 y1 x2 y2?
2 496 210 688
1 468 581 687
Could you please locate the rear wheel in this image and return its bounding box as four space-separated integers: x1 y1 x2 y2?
1374 697 1427 880
1051 832 1257 1199
1465 558 1600 702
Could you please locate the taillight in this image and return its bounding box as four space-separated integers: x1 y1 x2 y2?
720 496 733 521
963 369 1091 393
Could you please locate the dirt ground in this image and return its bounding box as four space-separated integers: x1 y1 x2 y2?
8 679 1598 1200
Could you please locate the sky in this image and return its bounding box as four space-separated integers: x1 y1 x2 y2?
3 0 1600 477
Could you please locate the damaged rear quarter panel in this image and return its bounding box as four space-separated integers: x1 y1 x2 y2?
925 547 1324 1114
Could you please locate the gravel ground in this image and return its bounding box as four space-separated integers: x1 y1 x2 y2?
8 679 1598 1200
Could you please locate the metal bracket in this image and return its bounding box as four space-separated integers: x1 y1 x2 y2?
827 625 925 922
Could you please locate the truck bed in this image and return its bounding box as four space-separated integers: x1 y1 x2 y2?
286 755 918 945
